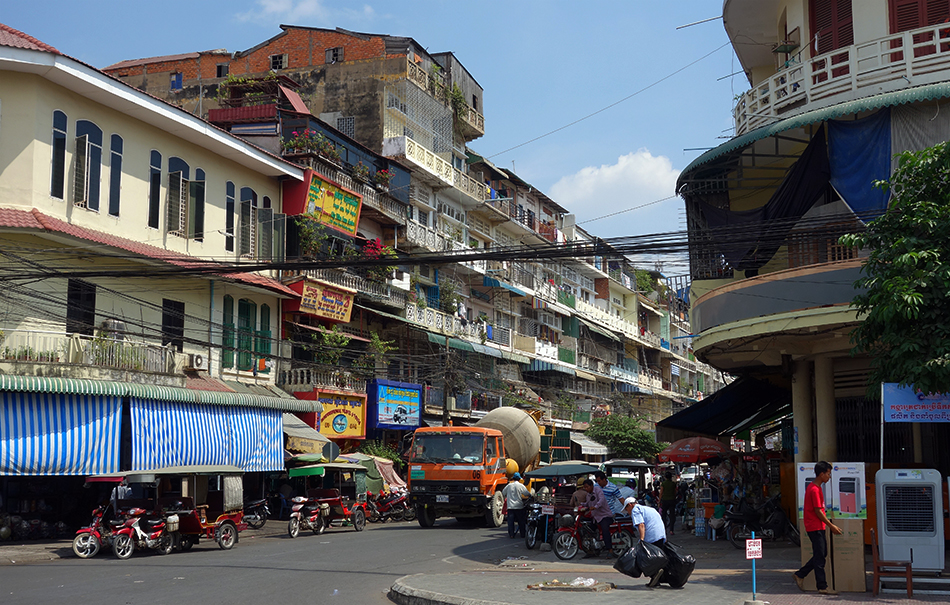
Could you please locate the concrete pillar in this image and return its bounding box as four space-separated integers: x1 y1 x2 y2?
814 357 837 461
912 423 923 464
792 360 813 463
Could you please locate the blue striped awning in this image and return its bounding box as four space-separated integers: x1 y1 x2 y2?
0 392 121 475
130 399 283 472
527 359 576 375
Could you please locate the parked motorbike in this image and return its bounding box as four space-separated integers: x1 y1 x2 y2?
725 495 800 549
72 504 117 558
367 489 412 523
288 496 326 537
112 508 173 560
552 507 635 560
243 498 269 530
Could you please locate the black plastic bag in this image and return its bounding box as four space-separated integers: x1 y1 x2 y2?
661 541 696 587
635 540 668 577
613 546 641 577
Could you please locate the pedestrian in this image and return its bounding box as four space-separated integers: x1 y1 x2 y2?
617 478 637 504
660 472 677 533
570 476 590 508
793 461 842 595
599 473 624 517
587 471 616 558
623 496 667 587
502 472 530 539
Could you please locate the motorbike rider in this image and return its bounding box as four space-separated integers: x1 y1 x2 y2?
570 477 590 508
623 496 668 587
617 478 637 505
585 473 616 558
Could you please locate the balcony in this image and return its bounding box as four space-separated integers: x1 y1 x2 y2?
399 221 446 252
404 302 483 342
734 24 950 136
327 170 407 226
279 368 366 393
388 137 489 203
609 365 640 386
405 58 484 139
574 299 639 341
456 103 485 139
289 267 408 308
207 103 278 125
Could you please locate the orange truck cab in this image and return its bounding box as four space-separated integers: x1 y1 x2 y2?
408 426 508 527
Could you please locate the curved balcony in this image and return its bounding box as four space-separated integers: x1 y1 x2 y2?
734 24 950 136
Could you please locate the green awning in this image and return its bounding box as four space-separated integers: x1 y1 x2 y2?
0 375 321 412
501 350 531 364
471 343 503 358
448 338 475 352
354 303 409 324
578 318 620 342
483 277 527 297
680 81 950 178
288 465 326 478
427 332 446 345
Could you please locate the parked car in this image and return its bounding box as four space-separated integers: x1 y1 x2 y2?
679 466 700 484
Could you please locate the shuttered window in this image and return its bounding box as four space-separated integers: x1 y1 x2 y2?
889 0 950 57
75 121 102 211
166 171 188 236
810 0 854 81
50 111 67 199
222 295 235 369
147 151 162 229
108 135 122 217
237 298 256 371
225 181 235 252
189 168 205 241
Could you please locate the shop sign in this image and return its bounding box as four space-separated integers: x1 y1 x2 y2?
300 280 354 323
317 392 365 438
305 173 361 236
375 383 421 428
882 383 950 422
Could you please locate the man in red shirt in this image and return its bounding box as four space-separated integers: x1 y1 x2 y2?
793 461 842 594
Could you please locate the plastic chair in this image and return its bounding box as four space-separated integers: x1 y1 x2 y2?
871 527 913 597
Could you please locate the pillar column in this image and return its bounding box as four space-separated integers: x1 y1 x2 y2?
792 360 813 463
815 356 837 461
912 422 923 464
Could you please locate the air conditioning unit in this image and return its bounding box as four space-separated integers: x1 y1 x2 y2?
876 468 945 572
185 353 206 372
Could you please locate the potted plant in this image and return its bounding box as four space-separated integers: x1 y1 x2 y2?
352 161 370 183
373 168 393 190
362 238 398 283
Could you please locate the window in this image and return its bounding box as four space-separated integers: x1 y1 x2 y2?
108 135 122 216
50 110 67 199
191 168 205 241
166 157 190 237
170 72 183 91
270 54 288 70
417 209 429 227
889 0 950 57
222 295 235 369
810 0 854 55
325 47 344 63
225 181 235 252
73 121 103 211
161 298 185 353
337 116 355 138
66 279 96 336
147 151 162 229
239 187 257 257
255 304 271 374
216 63 229 78
472 94 478 112
237 298 256 371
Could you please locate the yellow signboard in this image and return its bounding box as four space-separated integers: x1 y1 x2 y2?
305 173 361 236
300 280 354 323
317 392 365 438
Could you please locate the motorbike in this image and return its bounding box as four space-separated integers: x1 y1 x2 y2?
367 489 412 523
288 496 326 537
72 504 118 558
552 507 636 560
725 495 800 549
112 508 173 559
243 498 269 530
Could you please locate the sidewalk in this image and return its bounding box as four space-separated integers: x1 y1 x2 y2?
389 528 949 605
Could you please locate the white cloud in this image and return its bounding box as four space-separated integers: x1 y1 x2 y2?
236 1 374 24
549 150 682 240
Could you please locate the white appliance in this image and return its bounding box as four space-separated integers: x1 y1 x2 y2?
875 469 945 572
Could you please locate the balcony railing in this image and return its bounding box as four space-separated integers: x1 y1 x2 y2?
574 299 639 340
404 302 483 342
734 24 950 135
329 170 407 224
291 267 408 308
1 329 172 373
279 368 366 393
401 221 447 252
402 138 489 203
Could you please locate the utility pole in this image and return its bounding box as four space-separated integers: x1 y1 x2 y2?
442 343 452 426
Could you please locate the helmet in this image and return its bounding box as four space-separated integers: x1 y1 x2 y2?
559 513 574 528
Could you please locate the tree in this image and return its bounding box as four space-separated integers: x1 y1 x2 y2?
840 142 950 396
585 415 664 459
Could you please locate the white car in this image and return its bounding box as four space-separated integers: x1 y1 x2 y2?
679 466 700 483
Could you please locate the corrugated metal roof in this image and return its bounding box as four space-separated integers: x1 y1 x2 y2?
680 82 950 179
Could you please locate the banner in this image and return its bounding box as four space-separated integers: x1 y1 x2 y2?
300 280 354 323
305 173 361 236
316 392 366 438
373 381 421 429
882 383 950 422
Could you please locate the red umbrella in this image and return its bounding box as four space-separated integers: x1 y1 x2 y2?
657 437 733 463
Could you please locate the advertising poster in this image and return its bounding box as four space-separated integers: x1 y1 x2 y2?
882 383 950 422
305 173 361 236
374 381 421 429
830 463 866 519
300 280 354 323
796 462 830 520
316 391 366 438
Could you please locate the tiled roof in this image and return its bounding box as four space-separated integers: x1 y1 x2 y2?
0 23 60 54
103 52 201 71
185 374 236 393
0 207 295 296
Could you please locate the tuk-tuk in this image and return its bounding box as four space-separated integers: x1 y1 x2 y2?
287 462 368 531
106 465 247 553
603 459 654 493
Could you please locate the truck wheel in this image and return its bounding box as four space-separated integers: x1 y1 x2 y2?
417 505 436 528
484 491 504 528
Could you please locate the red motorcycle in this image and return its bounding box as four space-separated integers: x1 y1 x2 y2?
367 489 414 523
288 496 326 537
553 507 636 560
112 508 173 559
72 504 118 558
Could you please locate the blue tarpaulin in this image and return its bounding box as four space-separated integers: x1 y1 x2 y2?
828 109 891 219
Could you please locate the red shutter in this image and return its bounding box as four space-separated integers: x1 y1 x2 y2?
890 0 950 56
890 0 924 33
811 0 854 54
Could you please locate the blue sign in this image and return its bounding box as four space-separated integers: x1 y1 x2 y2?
883 383 950 422
368 379 421 430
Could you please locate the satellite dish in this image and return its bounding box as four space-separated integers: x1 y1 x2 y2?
323 441 340 462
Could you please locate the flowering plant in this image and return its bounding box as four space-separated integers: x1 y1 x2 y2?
373 168 393 187
362 237 398 282
352 161 370 181
281 129 341 162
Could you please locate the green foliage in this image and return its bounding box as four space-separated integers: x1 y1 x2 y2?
585 415 663 458
359 439 404 470
353 331 397 378
295 214 329 257
438 279 462 314
839 142 950 396
449 83 466 117
310 325 351 366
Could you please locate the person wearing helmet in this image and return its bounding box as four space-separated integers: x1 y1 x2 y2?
502 472 530 538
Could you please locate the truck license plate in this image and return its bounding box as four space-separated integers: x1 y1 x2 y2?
436 495 448 503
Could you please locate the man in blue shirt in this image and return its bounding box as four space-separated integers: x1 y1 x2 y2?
624 496 667 587
598 474 625 516
617 478 637 505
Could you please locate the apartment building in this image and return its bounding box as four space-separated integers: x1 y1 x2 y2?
668 0 950 472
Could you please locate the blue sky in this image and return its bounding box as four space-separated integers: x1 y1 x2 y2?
5 1 742 271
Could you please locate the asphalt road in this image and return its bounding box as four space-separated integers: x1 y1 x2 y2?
0 517 519 605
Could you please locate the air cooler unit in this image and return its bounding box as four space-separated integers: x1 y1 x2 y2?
876 469 944 572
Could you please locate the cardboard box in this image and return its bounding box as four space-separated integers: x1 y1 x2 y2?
831 519 866 592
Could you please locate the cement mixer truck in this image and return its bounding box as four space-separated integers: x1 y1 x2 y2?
408 407 541 528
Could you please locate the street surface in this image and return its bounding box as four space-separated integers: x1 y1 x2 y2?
0 518 512 605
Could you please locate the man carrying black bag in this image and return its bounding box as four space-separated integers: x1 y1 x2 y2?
623 497 668 587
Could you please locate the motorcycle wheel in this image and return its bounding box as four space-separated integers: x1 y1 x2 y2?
180 535 195 551
352 508 366 532
787 522 801 546
611 528 635 557
245 511 266 530
72 533 100 559
314 516 326 535
417 505 436 528
727 524 748 550
288 517 300 538
113 533 134 560
403 504 416 522
553 531 579 560
217 521 236 550
158 532 173 555
368 506 380 523
392 506 405 522
525 523 539 550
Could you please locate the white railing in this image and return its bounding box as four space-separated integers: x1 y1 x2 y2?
735 24 950 135
404 302 484 342
279 368 366 392
403 221 447 252
331 170 407 223
298 268 408 307
1 329 171 373
610 365 640 385
403 138 490 203
574 299 639 340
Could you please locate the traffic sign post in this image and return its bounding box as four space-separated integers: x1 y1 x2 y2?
746 532 763 603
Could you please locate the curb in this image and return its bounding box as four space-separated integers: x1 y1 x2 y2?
389 573 513 605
